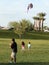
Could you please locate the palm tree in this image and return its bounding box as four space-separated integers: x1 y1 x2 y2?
33 16 41 31
37 12 46 31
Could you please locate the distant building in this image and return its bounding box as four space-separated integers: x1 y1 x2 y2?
0 26 9 30
44 29 49 32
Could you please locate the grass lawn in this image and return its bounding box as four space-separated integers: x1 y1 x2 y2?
0 38 49 65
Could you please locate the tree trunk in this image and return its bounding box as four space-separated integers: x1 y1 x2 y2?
39 20 41 31
19 34 22 39
41 20 43 31
42 21 43 31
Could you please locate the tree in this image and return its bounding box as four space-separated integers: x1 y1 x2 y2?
33 12 46 31
15 19 32 38
14 23 22 38
37 12 46 31
33 16 40 31
8 21 19 30
8 19 33 38
20 19 33 32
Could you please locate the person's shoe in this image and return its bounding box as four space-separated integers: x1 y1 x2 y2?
9 61 12 63
14 62 16 64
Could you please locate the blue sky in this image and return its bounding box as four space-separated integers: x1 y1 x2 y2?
0 0 49 27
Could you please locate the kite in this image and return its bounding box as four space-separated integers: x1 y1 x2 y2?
27 3 33 13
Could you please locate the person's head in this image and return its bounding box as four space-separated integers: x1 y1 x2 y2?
12 38 15 42
22 41 25 45
29 42 30 44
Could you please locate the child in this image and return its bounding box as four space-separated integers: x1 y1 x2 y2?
21 41 25 51
28 42 31 49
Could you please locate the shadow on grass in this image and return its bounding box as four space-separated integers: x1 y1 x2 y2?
0 62 49 65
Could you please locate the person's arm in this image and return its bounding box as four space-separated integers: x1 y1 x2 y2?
11 43 14 49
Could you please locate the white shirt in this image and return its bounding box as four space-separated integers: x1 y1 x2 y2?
28 43 31 49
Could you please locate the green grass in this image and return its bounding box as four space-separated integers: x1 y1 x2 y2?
0 30 49 39
0 30 19 38
0 30 49 65
0 38 49 65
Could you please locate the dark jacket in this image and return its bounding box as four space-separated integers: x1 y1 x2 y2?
11 42 17 53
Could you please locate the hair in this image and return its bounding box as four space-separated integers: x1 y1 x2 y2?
12 38 15 42
22 41 25 45
29 42 30 44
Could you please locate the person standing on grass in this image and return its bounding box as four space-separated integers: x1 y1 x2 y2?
28 42 31 50
21 41 25 51
10 38 17 63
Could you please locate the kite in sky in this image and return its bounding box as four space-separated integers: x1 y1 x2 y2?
27 3 33 13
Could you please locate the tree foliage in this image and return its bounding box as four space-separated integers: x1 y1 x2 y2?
33 12 46 31
8 19 33 38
